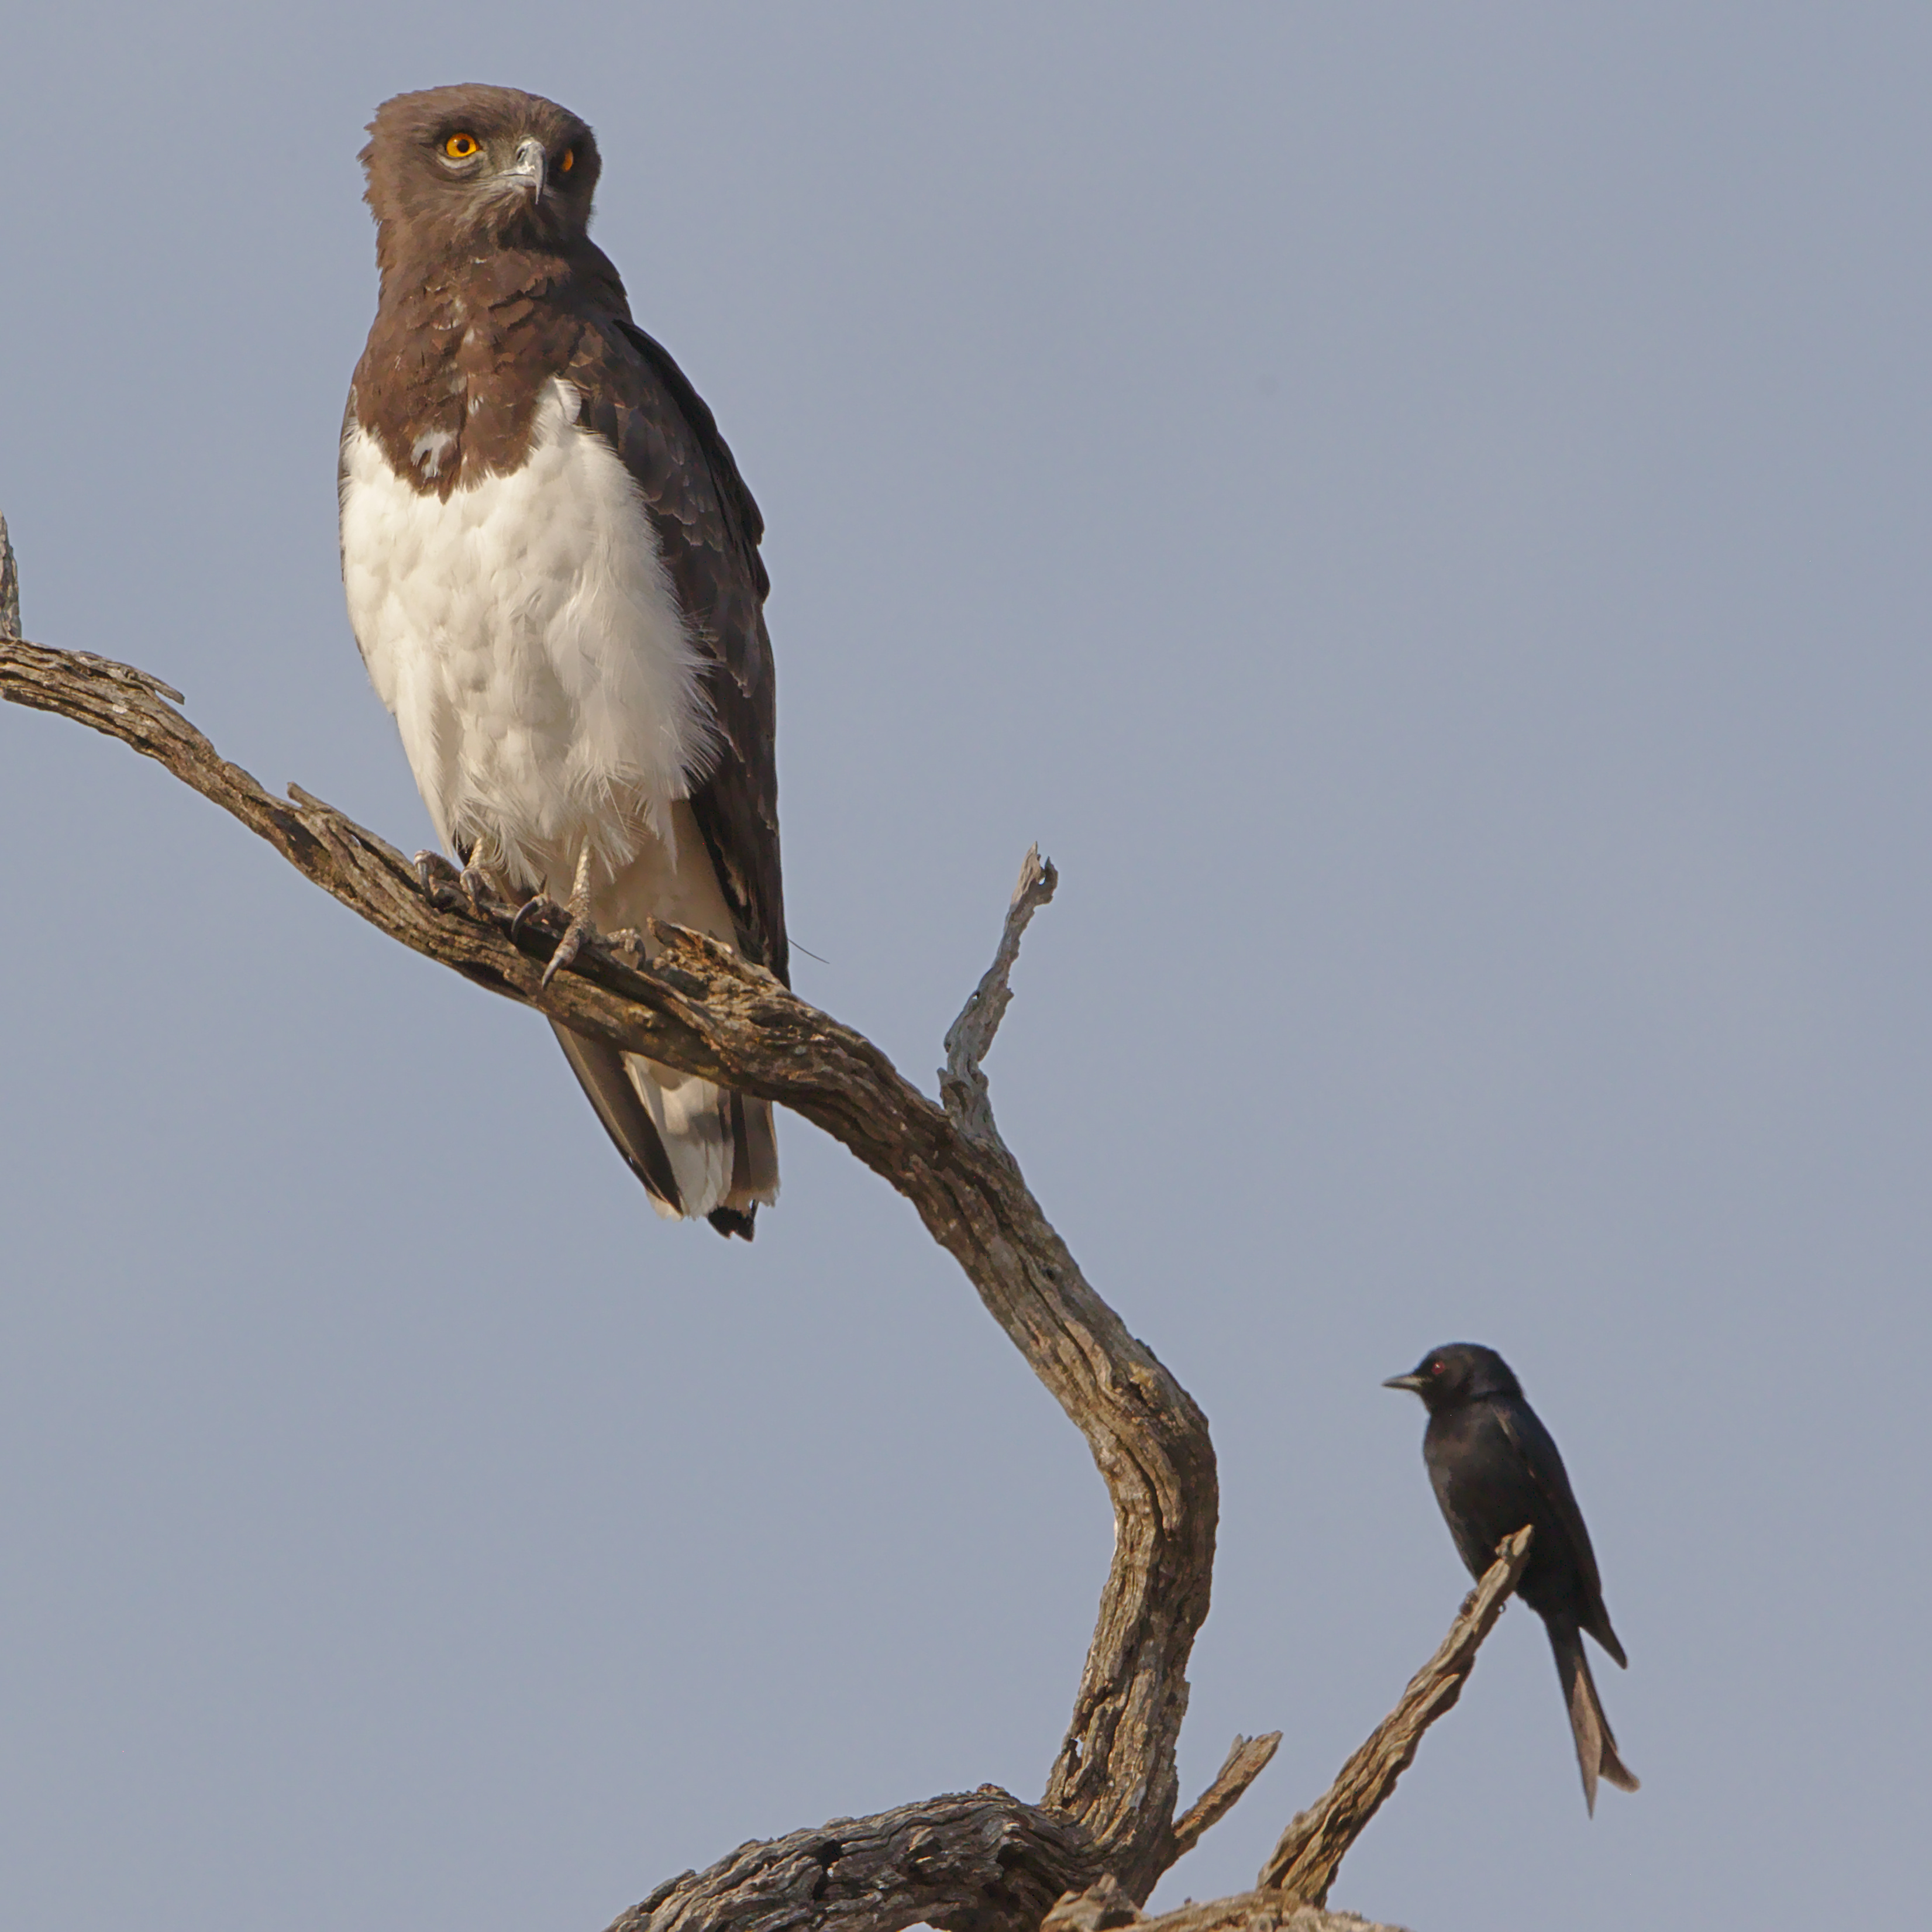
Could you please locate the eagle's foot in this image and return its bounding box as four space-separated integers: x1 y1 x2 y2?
538 904 598 987
458 863 497 918
415 850 463 906
415 849 507 922
607 927 650 969
535 841 598 988
509 891 566 948
511 841 599 988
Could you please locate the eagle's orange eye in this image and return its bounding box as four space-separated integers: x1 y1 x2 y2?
560 147 575 173
443 132 480 160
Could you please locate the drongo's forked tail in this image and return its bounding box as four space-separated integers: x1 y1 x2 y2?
1548 1617 1641 1814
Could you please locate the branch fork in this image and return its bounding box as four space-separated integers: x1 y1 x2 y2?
941 843 1058 1141
2 617 1542 1932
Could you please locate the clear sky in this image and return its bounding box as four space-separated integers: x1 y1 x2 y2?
2 7 1927 1930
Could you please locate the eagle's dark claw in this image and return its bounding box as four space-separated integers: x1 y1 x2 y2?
459 864 496 917
414 849 504 920
509 892 598 984
509 892 566 947
519 841 600 988
539 910 597 987
415 849 463 904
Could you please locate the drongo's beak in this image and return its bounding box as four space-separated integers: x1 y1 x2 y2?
1383 1372 1428 1393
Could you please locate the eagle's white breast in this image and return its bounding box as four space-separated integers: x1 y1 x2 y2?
338 377 714 889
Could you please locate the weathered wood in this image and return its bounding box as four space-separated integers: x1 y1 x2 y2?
1041 1874 1142 1932
941 843 1057 1140
1 640 1223 1910
605 1790 1100 1932
1258 1529 1535 1906
1168 1734 1283 1865
6 633 1524 1931
0 512 20 642
1134 1890 1407 1932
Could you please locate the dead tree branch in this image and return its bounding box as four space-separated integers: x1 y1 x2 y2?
941 843 1058 1139
1049 1533 1531 1932
1128 1892 1406 1932
1169 1734 1283 1865
1258 1528 1536 1906
0 513 20 642
603 1790 1100 1932
3 624 1527 1932
1 639 1225 1912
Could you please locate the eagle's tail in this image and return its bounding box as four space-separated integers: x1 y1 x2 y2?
521 808 780 1238
550 1024 777 1238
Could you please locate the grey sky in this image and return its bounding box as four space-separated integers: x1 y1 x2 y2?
3 6 1927 1930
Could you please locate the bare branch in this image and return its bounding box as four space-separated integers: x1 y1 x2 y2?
605 1790 1100 1932
1134 1891 1408 1932
2 640 1218 1907
1168 1733 1283 1863
1258 1528 1536 1906
0 512 20 643
941 844 1058 1139
1046 1879 1407 1932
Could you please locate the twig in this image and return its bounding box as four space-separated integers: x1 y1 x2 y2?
1168 1733 1283 1863
0 512 20 643
941 844 1058 1139
1258 1527 1535 1906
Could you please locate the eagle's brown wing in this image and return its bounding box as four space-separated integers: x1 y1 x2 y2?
547 298 784 1237
566 312 787 987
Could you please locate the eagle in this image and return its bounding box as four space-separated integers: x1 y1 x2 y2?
338 84 785 1238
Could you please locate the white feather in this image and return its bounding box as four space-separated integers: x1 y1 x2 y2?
339 377 714 887
339 377 762 1221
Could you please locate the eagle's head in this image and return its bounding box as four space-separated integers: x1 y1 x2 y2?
360 84 601 266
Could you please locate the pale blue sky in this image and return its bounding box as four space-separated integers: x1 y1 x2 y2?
3 8 1928 1930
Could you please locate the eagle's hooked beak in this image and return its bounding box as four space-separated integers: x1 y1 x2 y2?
506 136 547 206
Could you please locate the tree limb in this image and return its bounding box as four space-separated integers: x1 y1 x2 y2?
1130 1891 1407 1932
0 512 19 643
5 628 1524 1932
1168 1734 1283 1864
604 1790 1100 1932
941 843 1057 1139
1257 1529 1535 1906
0 639 1220 1907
